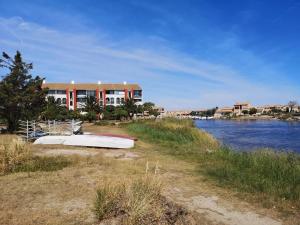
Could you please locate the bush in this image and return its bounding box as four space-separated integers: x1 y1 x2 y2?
249 108 257 115
85 111 97 122
0 136 31 174
94 176 190 225
0 135 72 174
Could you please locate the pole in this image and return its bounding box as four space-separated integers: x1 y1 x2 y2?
26 120 29 142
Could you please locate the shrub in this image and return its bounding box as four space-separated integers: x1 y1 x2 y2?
0 135 72 174
0 136 31 174
85 111 97 122
94 176 189 225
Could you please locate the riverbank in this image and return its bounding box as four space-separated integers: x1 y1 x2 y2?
0 121 299 224
126 119 300 210
216 115 300 121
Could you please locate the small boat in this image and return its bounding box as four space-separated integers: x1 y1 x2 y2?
33 134 134 149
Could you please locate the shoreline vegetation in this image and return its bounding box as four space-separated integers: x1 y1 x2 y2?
1 119 299 224
125 118 300 209
218 115 300 121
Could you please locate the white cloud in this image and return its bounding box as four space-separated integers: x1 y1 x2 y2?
0 17 299 109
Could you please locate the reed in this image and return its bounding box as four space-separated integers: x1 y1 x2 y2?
0 135 72 174
126 119 300 206
94 175 194 225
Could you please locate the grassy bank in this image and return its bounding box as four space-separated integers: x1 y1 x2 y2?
126 118 219 159
126 119 300 208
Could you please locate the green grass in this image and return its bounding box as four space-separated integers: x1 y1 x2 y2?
126 119 219 159
126 119 300 208
13 155 72 173
200 148 300 202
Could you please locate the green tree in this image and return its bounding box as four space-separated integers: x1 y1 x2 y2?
85 111 97 122
242 110 249 115
249 108 257 115
0 51 46 132
143 102 155 112
113 107 128 120
84 96 101 114
124 98 137 118
41 96 71 120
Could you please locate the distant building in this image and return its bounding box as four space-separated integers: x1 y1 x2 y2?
42 81 142 110
233 102 251 115
166 110 192 117
260 105 287 113
154 106 166 116
214 107 234 118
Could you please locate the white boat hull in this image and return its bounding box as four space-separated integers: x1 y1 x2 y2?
33 135 134 149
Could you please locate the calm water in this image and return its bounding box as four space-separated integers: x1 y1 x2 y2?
194 120 300 153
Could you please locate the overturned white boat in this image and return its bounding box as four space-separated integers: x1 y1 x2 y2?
33 134 134 149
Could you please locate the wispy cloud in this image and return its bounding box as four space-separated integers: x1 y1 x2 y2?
0 16 299 109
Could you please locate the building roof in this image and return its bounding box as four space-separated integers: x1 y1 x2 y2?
42 83 142 91
216 107 233 113
234 102 250 106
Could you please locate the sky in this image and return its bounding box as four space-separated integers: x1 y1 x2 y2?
0 0 299 110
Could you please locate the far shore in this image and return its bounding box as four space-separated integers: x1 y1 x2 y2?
214 115 300 122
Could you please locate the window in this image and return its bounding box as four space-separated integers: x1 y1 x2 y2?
48 90 56 94
106 98 110 103
62 98 66 104
116 98 120 104
76 90 86 96
110 98 114 104
121 98 125 104
57 90 66 94
106 90 114 94
70 101 73 106
70 92 73 99
87 90 96 97
115 90 124 95
100 91 103 99
57 98 61 104
77 98 86 103
134 90 142 97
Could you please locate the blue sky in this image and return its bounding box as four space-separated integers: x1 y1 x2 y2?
0 0 299 109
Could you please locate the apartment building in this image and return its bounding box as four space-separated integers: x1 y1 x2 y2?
233 102 251 115
42 81 142 110
214 107 234 118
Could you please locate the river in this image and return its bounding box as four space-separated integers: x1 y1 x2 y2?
194 119 300 153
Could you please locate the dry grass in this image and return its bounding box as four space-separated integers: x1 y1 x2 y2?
94 175 197 225
0 135 31 174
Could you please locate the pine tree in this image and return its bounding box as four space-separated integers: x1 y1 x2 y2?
0 51 47 132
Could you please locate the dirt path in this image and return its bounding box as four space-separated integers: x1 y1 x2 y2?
166 186 282 225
